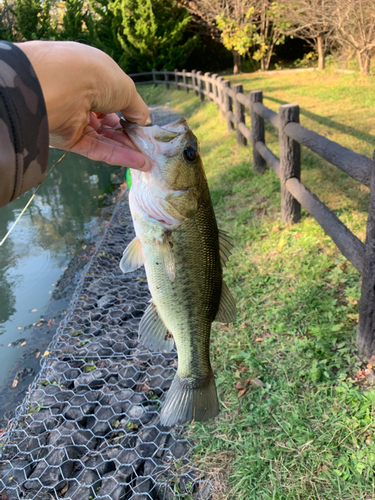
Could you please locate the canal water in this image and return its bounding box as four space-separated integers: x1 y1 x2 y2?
0 149 122 421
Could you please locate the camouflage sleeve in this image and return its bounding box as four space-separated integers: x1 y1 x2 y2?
0 41 49 208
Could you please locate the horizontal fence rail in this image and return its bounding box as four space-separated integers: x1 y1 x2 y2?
130 68 375 358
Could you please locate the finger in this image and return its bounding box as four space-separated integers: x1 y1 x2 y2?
92 70 149 126
94 112 121 129
71 131 152 170
97 127 138 149
88 113 138 148
119 81 149 126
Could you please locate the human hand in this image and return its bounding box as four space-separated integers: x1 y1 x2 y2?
16 41 151 171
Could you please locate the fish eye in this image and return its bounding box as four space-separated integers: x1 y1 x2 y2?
183 146 197 162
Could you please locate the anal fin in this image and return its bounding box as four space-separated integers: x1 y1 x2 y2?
139 302 174 352
215 281 236 323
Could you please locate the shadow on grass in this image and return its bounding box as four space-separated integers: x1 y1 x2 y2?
261 112 370 214
265 95 375 148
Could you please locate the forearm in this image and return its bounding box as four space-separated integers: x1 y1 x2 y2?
0 41 49 208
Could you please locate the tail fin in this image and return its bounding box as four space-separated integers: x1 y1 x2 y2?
160 373 219 427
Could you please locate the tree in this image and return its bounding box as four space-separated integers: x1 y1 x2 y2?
281 0 335 70
60 0 90 41
10 0 51 40
252 0 286 71
111 0 197 72
0 2 16 40
182 0 259 73
332 0 375 75
182 0 285 73
215 14 255 73
86 0 123 61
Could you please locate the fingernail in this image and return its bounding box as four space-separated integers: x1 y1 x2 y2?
137 157 152 172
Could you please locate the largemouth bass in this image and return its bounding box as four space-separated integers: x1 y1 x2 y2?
120 117 236 427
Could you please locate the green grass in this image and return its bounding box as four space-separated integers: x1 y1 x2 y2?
138 70 375 499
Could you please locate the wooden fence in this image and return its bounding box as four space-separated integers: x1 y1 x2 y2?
129 69 375 359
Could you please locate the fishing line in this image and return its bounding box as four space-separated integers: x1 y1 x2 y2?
0 123 130 247
0 136 82 247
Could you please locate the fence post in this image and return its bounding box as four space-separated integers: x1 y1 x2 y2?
152 68 157 88
182 69 188 93
204 72 211 101
174 69 180 90
164 69 169 90
211 74 219 108
358 153 375 357
191 70 198 97
233 84 247 147
197 71 204 101
222 80 234 131
250 91 266 173
218 77 225 117
279 104 301 224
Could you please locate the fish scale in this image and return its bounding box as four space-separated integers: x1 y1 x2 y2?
141 193 221 383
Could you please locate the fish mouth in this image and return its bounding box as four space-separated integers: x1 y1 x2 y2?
121 117 190 156
121 116 188 133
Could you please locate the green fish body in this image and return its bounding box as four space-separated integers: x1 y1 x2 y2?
120 118 235 426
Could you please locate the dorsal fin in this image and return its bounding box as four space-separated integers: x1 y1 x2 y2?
219 229 234 267
215 281 236 323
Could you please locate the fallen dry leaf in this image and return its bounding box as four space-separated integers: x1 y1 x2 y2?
241 322 246 329
255 338 263 342
36 323 43 327
21 341 26 346
16 326 23 330
31 309 37 312
59 481 69 496
235 381 246 390
35 352 40 358
12 379 18 388
367 355 375 369
237 389 247 398
43 350 50 357
250 377 265 388
356 369 366 381
366 369 375 384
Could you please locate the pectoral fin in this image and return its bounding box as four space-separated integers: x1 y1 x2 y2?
219 229 234 267
157 233 175 283
215 281 236 323
139 302 174 352
120 237 144 274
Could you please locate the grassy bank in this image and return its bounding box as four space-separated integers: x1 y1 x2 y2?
138 69 375 499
